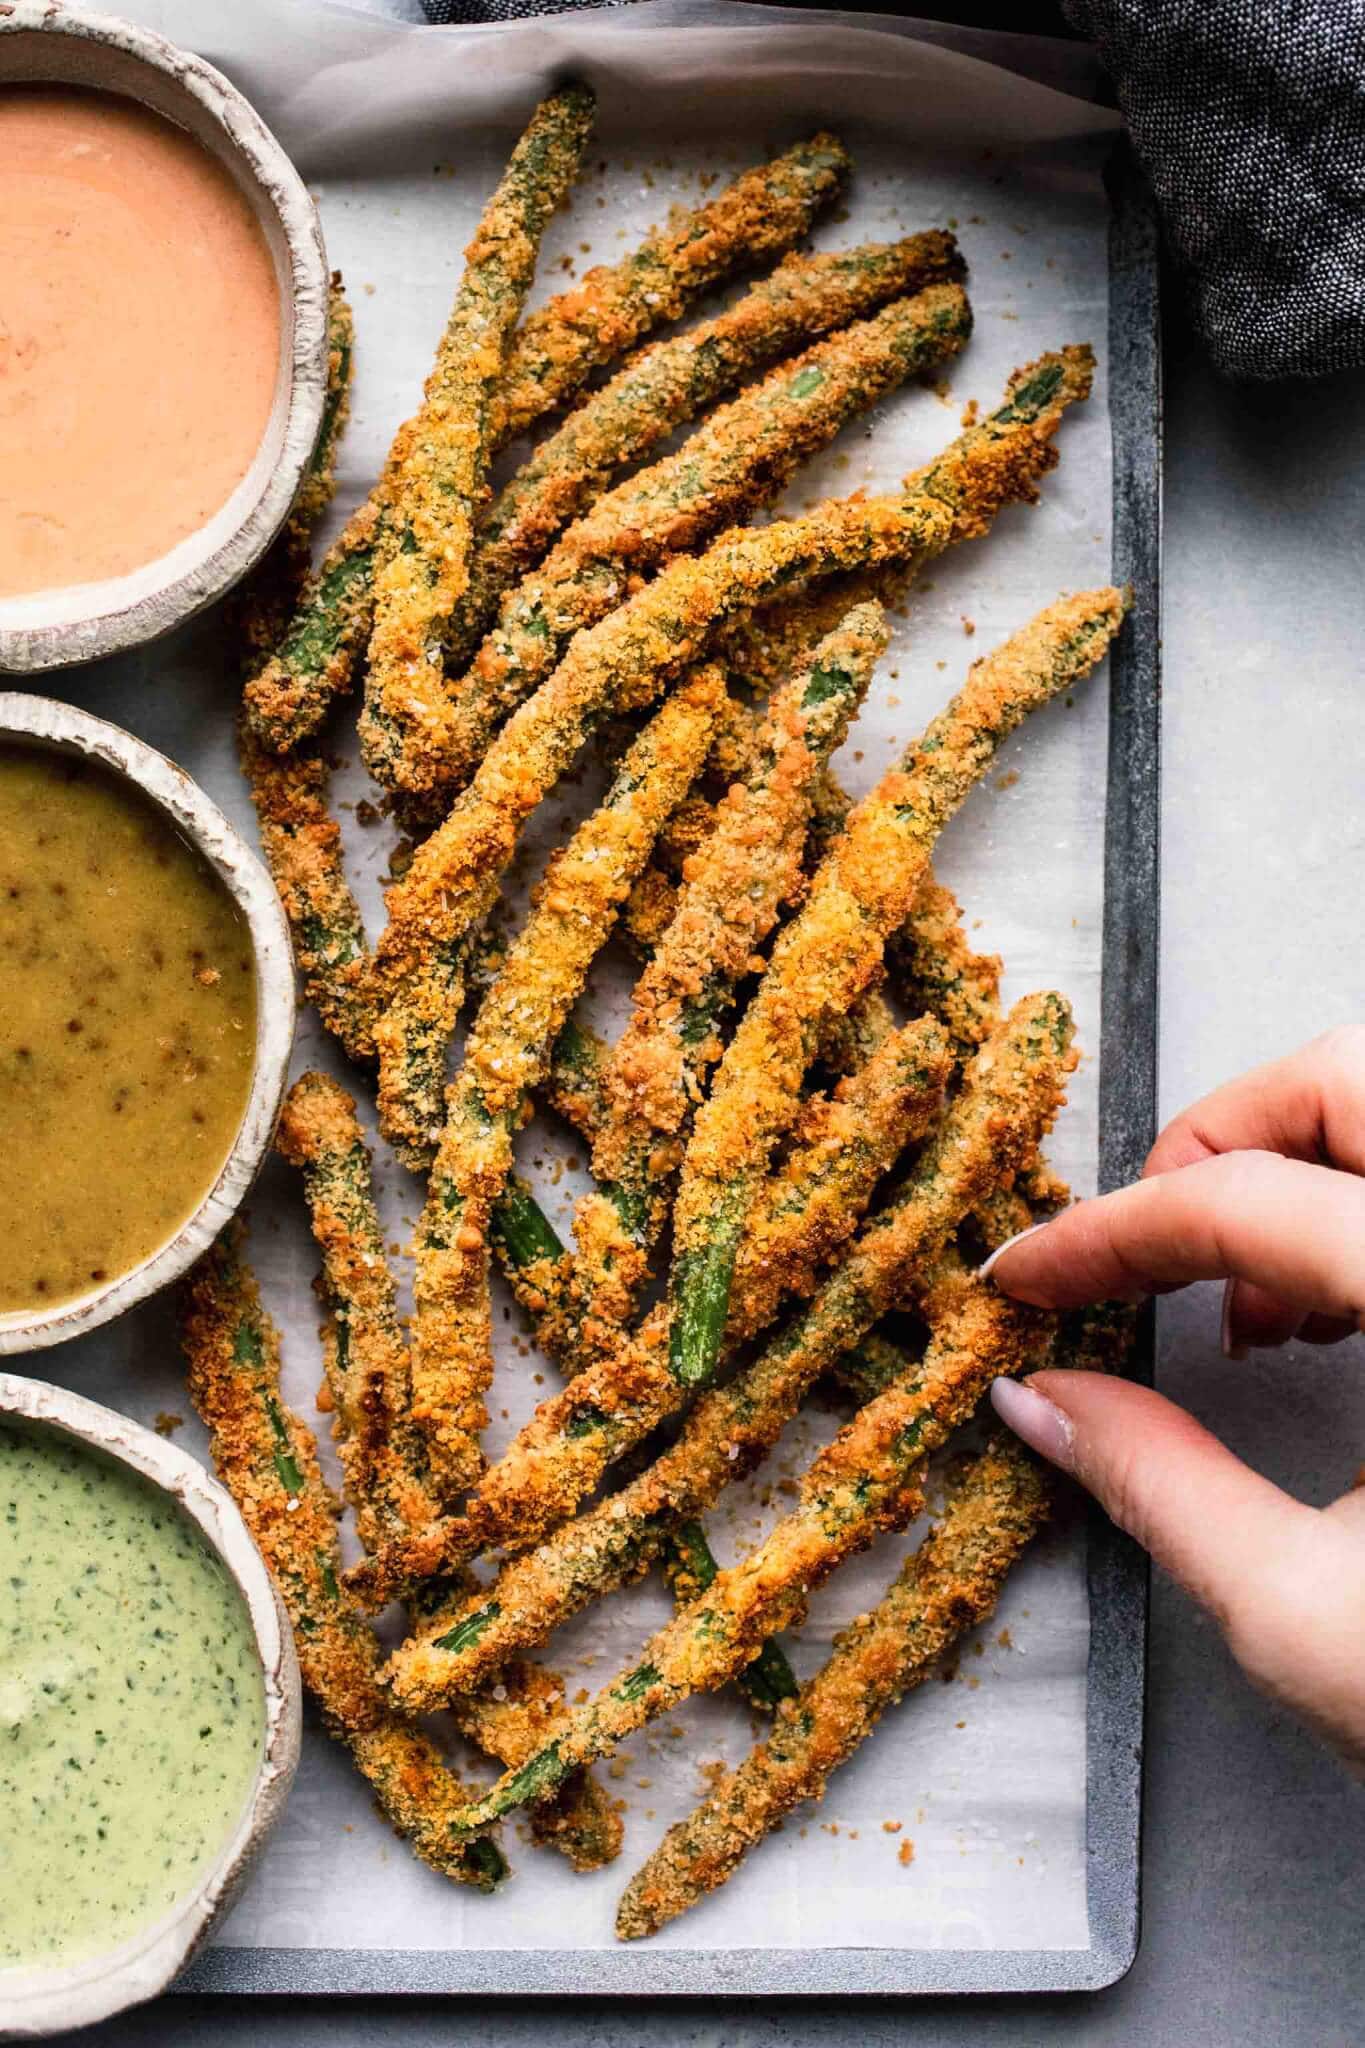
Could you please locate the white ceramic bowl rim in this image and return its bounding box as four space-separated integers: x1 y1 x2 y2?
0 692 296 1355
0 1372 300 2039
0 0 328 673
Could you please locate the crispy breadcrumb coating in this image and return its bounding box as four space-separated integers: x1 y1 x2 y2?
668 586 1126 1393
362 87 596 790
377 990 1073 1683
275 1072 438 1549
369 349 1094 1166
405 669 722 1497
237 726 376 1065
179 1229 508 1891
233 277 354 667
490 134 852 446
419 1251 1058 1829
563 602 886 1356
452 233 964 664
616 1436 1052 1937
426 285 971 797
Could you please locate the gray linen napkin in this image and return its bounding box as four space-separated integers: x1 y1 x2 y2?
1064 0 1365 378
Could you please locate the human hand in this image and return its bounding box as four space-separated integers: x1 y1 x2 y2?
984 1028 1365 1775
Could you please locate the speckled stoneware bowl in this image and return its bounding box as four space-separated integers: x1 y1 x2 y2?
0 1 328 674
0 1372 301 2039
0 693 296 1355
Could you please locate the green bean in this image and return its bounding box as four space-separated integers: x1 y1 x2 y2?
450 233 964 666
490 1168 801 1717
888 873 1002 1064
426 284 970 798
239 463 402 757
405 1574 623 1874
379 990 1073 1691
616 1436 1052 1937
361 86 596 793
564 602 886 1357
411 1250 1057 1825
542 1015 611 1141
179 1228 508 1890
370 998 951 1605
369 348 1094 1169
490 133 852 448
237 725 377 1066
407 670 722 1495
234 278 355 667
234 283 378 1063
668 587 1127 1394
726 1014 953 1343
275 1072 438 1551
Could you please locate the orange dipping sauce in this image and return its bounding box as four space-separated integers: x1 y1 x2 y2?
0 87 280 598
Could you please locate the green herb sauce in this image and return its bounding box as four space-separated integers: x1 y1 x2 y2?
0 1423 265 1968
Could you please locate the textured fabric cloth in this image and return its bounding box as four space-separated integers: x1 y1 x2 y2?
415 0 1365 379
1064 0 1365 379
422 0 638 21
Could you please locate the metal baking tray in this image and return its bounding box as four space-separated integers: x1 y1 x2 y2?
175 131 1160 2002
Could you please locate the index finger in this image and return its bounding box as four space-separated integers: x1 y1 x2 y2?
1146 1026 1365 1178
986 1149 1365 1317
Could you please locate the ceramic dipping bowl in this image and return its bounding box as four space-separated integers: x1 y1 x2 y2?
0 1371 301 2038
0 693 296 1355
0 1 328 673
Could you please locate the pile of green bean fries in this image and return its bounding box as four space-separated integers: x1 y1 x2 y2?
182 89 1132 1933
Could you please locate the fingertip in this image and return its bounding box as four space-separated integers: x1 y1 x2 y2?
978 1219 1054 1289
989 1375 1076 1471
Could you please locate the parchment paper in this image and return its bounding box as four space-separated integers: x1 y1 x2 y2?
41 0 1120 1958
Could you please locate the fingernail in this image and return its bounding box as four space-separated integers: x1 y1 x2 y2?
1220 1278 1247 1361
990 1376 1076 1472
978 1219 1053 1281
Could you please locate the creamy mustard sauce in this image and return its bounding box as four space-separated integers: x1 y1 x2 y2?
0 1422 265 1968
0 743 258 1315
0 86 280 598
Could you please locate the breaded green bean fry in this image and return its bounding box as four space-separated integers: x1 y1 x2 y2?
370 349 1094 1158
452 233 965 662
408 670 723 1495
179 1229 507 1891
566 602 887 1353
542 1015 611 1141
490 134 852 447
669 586 1127 1393
888 872 1002 1063
406 1574 623 1873
662 1520 800 1715
378 991 1073 1675
234 284 377 1064
237 728 376 1066
415 1256 1057 1826
362 86 596 790
428 285 971 795
270 1074 619 1868
393 1004 950 1596
728 1014 953 1341
616 1436 1052 1937
234 278 355 666
275 1072 437 1551
240 440 408 756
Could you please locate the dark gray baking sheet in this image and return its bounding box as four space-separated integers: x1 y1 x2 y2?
176 133 1161 2002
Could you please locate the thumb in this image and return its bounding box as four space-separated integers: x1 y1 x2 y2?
991 1371 1365 1774
990 1370 1309 1629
